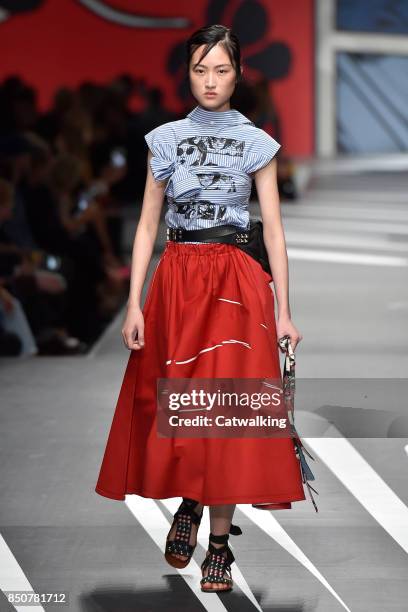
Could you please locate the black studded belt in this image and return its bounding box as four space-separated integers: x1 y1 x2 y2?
166 224 250 244
166 220 272 276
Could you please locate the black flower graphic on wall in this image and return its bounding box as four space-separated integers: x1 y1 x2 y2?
0 0 44 22
167 0 292 102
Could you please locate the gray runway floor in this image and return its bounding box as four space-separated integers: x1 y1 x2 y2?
1 170 408 612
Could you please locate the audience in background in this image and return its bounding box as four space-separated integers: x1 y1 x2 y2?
0 73 291 357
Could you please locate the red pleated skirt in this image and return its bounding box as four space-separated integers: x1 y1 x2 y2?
95 240 306 509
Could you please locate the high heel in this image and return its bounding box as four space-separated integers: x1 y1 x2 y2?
164 497 204 568
200 531 239 593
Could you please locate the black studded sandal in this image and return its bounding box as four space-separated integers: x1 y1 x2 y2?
164 497 204 568
200 531 239 593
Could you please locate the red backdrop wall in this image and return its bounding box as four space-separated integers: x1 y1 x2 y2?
0 0 314 156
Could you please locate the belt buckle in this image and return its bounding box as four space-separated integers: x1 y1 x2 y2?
235 231 249 244
167 227 184 241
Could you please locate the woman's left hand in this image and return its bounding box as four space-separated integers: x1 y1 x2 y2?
276 315 303 352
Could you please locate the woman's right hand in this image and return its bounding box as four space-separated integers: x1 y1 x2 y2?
121 305 145 350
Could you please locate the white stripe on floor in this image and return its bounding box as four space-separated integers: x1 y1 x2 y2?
306 432 408 557
283 204 408 222
0 532 46 611
302 190 408 203
285 230 408 253
237 504 352 612
283 217 408 236
287 248 408 266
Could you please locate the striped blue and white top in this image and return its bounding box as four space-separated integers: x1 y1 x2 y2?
144 104 281 242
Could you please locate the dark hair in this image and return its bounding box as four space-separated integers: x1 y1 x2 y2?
186 24 242 83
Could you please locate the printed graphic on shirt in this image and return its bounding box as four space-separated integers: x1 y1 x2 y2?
197 173 237 193
177 135 244 166
174 201 227 221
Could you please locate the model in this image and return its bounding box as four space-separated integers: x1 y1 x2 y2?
95 24 316 593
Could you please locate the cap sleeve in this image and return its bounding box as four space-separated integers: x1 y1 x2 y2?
144 123 176 181
244 129 281 174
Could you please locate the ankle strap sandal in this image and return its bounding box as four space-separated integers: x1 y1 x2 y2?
200 531 240 592
164 497 204 568
164 498 242 569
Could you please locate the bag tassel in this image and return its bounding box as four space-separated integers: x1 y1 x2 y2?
278 335 319 513
293 436 319 513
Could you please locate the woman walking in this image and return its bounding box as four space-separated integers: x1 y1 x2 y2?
95 24 314 593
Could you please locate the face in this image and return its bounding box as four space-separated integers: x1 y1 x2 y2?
189 42 242 112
